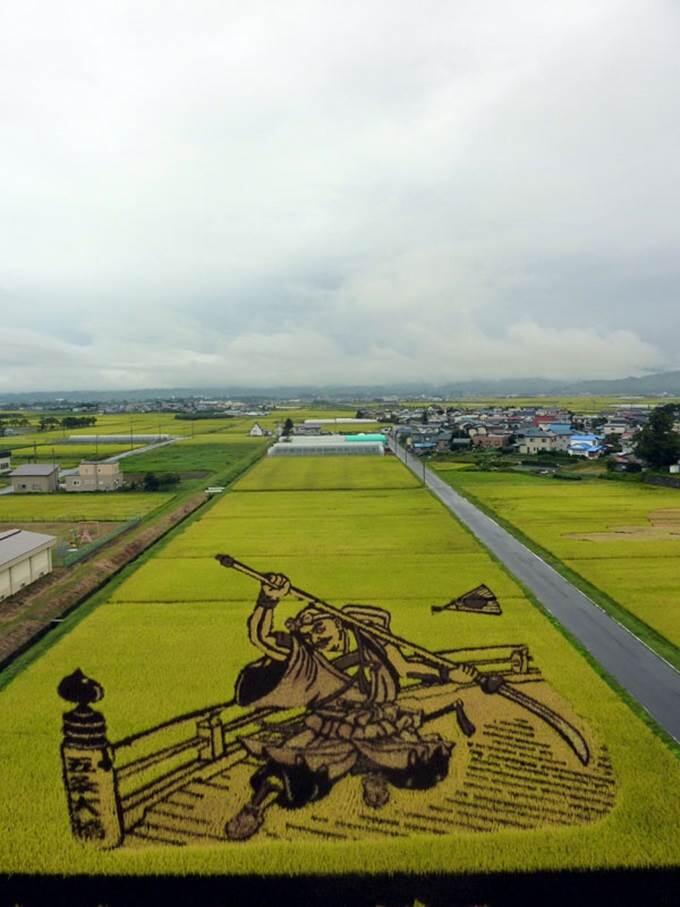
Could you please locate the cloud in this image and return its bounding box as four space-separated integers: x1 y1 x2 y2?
0 1 678 389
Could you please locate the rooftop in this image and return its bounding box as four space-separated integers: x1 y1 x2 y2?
0 528 57 568
10 464 59 476
276 434 383 446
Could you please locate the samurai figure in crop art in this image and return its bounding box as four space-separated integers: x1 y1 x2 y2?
220 564 494 841
57 554 611 852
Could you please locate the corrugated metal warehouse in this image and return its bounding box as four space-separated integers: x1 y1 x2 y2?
0 528 57 601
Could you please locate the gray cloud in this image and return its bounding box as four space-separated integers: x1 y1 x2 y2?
0 0 678 390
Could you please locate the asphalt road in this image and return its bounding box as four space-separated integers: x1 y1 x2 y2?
391 442 680 743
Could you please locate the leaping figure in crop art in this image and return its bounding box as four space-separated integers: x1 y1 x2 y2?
216 555 590 842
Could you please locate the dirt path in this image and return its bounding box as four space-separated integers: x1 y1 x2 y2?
0 492 207 669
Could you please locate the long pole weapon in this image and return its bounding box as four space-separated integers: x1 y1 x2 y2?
215 554 590 765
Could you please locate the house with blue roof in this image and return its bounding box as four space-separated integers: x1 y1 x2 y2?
568 434 603 458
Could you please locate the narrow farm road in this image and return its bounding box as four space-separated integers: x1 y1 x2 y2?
390 441 680 744
59 438 179 478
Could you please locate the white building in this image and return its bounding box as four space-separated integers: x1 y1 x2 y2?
249 423 266 437
0 528 57 601
268 435 385 456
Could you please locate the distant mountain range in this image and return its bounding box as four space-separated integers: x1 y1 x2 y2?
2 370 680 403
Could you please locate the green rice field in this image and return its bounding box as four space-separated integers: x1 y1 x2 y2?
0 492 173 522
119 440 266 477
233 455 420 490
10 443 145 468
0 455 678 876
433 469 680 649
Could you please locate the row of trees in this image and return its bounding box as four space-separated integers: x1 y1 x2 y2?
38 415 98 431
0 415 31 436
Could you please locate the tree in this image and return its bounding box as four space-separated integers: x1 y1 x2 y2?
603 433 623 453
143 472 160 491
282 418 294 437
633 404 680 467
157 472 181 488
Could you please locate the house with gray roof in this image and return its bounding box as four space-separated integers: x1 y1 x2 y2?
10 463 60 493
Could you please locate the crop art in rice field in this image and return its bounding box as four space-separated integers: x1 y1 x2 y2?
57 556 615 849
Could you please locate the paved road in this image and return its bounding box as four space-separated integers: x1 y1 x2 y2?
391 441 680 743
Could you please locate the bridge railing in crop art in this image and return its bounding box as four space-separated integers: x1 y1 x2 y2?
57 641 538 849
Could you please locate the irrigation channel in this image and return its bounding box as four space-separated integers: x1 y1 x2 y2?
390 440 680 745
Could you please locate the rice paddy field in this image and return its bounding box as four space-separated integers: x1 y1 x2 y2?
433 469 680 650
9 443 146 468
233 455 420 491
118 441 265 478
0 453 678 877
0 492 173 522
401 396 680 412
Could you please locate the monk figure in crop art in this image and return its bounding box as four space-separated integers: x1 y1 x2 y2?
223 570 470 841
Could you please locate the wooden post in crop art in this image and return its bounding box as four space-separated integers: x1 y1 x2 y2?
58 669 123 849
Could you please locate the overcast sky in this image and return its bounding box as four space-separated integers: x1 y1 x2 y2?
1 1 679 391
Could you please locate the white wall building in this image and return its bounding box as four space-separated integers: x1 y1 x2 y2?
0 528 57 601
268 435 384 456
64 461 123 492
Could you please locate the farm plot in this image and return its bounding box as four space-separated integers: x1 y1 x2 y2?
10 443 145 467
233 455 419 490
0 492 172 522
0 455 678 876
119 441 265 477
157 511 482 559
0 520 122 549
435 469 680 648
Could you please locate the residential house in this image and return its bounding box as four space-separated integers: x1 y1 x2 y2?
64 461 123 492
0 450 11 473
474 433 512 450
517 429 570 455
568 434 603 458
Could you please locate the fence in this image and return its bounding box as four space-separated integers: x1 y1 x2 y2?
58 637 538 849
56 517 142 567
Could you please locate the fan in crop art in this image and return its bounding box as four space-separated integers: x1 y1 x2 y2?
57 555 617 849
